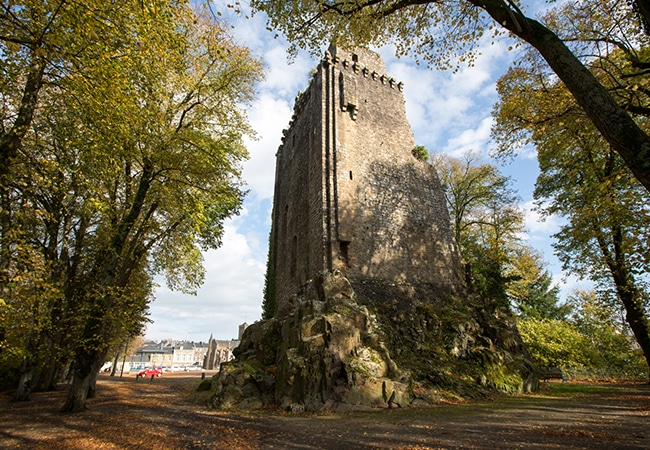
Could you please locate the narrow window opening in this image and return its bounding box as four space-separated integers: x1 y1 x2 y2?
340 240 350 268
290 235 297 278
284 205 289 239
349 171 353 180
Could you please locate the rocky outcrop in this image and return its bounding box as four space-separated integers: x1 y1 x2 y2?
212 271 411 411
211 270 535 412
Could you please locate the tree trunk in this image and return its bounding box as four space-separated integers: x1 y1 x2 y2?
617 286 650 379
12 362 34 402
110 351 120 377
607 228 650 379
475 0 650 194
633 0 650 34
0 51 45 177
61 371 92 413
60 350 105 412
592 215 650 379
61 157 153 412
36 362 60 392
88 377 98 399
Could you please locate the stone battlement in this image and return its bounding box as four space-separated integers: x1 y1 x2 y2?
282 46 404 143
324 46 404 93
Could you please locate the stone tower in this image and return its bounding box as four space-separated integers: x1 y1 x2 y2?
211 47 534 412
271 46 464 315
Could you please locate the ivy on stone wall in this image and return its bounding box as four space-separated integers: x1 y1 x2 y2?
262 229 277 320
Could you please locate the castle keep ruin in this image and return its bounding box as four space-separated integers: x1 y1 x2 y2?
211 47 534 412
271 46 464 313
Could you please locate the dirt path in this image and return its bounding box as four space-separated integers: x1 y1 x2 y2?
1 373 648 449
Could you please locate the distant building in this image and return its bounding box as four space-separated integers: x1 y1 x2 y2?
203 334 239 370
126 340 209 371
122 324 247 372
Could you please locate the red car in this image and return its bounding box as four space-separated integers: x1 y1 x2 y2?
138 367 163 378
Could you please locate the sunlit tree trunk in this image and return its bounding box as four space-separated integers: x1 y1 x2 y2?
0 52 45 178
110 352 120 377
61 165 152 412
598 225 650 379
61 353 105 412
60 310 111 412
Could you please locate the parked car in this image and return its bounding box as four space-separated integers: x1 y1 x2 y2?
138 367 163 378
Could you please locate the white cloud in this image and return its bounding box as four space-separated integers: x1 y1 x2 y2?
443 117 494 156
378 37 513 157
518 143 539 160
517 200 562 264
553 272 594 303
261 45 314 98
521 200 563 238
240 37 315 203
242 94 293 200
148 221 265 341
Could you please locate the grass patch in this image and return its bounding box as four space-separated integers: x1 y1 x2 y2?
540 382 624 397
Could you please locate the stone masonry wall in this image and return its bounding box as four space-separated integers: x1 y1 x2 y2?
329 47 463 287
271 46 465 317
272 72 324 313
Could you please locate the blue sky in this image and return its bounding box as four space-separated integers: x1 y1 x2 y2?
145 3 587 342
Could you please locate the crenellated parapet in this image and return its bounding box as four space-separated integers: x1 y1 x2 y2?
281 86 312 145
282 46 405 144
322 47 404 93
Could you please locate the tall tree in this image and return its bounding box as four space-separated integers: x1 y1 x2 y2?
58 6 262 412
1 2 263 411
0 0 180 398
431 151 523 302
493 54 650 378
506 247 568 321
251 0 650 193
1 0 129 383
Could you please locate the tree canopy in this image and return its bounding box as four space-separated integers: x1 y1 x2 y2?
0 1 263 410
505 246 568 321
518 289 646 379
431 151 525 303
251 0 650 194
492 4 650 378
